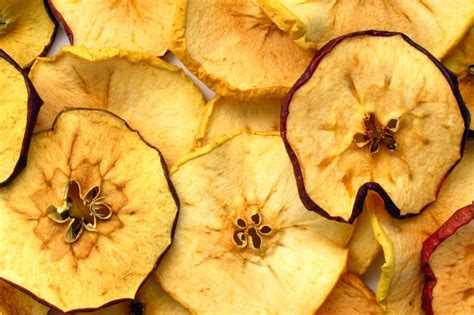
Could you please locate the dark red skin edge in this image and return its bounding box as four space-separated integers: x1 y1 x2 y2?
0 50 43 187
420 203 474 315
0 108 180 314
281 30 471 224
47 0 74 44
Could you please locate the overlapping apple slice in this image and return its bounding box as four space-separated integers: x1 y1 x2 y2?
48 0 174 56
421 204 474 315
258 0 474 59
0 279 48 315
282 31 469 222
0 50 42 186
157 133 353 313
171 0 313 99
29 46 206 166
371 140 474 313
0 0 57 68
0 109 179 313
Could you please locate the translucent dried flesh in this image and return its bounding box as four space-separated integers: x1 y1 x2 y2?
0 0 56 68
0 110 178 312
49 0 175 56
283 33 467 222
29 46 206 166
372 141 474 313
171 0 313 99
157 133 352 313
0 279 48 315
259 0 474 58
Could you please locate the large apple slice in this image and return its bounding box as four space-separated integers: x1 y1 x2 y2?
0 50 42 186
371 140 474 313
171 0 313 99
258 0 474 59
443 28 474 130
0 0 57 68
421 204 474 315
157 133 353 313
0 279 48 315
29 46 206 166
48 0 174 56
282 31 469 223
0 109 179 313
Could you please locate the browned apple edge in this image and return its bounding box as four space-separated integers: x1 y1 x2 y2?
0 50 43 186
280 30 471 224
420 203 474 315
46 0 73 44
0 108 180 313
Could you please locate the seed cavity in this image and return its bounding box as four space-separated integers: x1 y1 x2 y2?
232 213 272 250
353 112 399 154
468 65 474 76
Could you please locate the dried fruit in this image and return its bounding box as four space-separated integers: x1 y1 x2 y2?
0 109 178 312
282 31 469 222
0 279 48 315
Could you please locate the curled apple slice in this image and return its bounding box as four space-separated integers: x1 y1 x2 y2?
0 279 48 315
282 31 469 223
29 46 206 166
258 0 474 58
421 204 474 315
0 0 57 68
0 50 42 186
48 0 174 56
171 0 313 99
0 109 179 313
157 133 352 313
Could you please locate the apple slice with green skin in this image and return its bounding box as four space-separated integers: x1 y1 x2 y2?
0 50 42 186
157 133 353 313
257 0 474 59
0 109 179 313
0 0 57 68
0 279 49 315
282 31 470 223
421 204 474 315
171 0 313 99
29 46 206 166
48 0 174 56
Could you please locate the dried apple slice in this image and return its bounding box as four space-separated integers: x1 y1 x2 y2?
157 133 352 313
258 0 474 58
0 0 57 68
171 0 313 99
0 279 48 315
48 0 174 56
282 31 469 223
371 140 474 313
317 274 383 315
29 46 206 166
0 50 42 186
443 28 474 130
421 204 474 315
0 109 179 313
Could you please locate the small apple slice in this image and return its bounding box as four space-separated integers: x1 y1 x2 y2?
443 28 474 130
0 50 42 186
282 31 469 222
421 204 474 315
0 279 49 315
171 0 313 99
157 133 352 313
0 0 57 68
258 0 474 58
48 0 174 56
0 109 179 313
371 140 474 313
317 274 383 315
29 46 206 166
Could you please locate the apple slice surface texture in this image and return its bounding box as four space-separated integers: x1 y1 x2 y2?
0 109 179 313
0 279 49 315
157 133 352 313
282 31 469 223
0 50 42 186
421 204 474 315
0 0 57 68
29 46 206 166
258 0 474 59
171 0 313 99
48 0 174 56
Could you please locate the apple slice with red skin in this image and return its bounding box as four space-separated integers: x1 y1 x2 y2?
421 203 474 315
282 30 470 223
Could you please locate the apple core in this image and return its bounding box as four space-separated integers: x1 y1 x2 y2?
353 113 399 154
232 213 272 250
